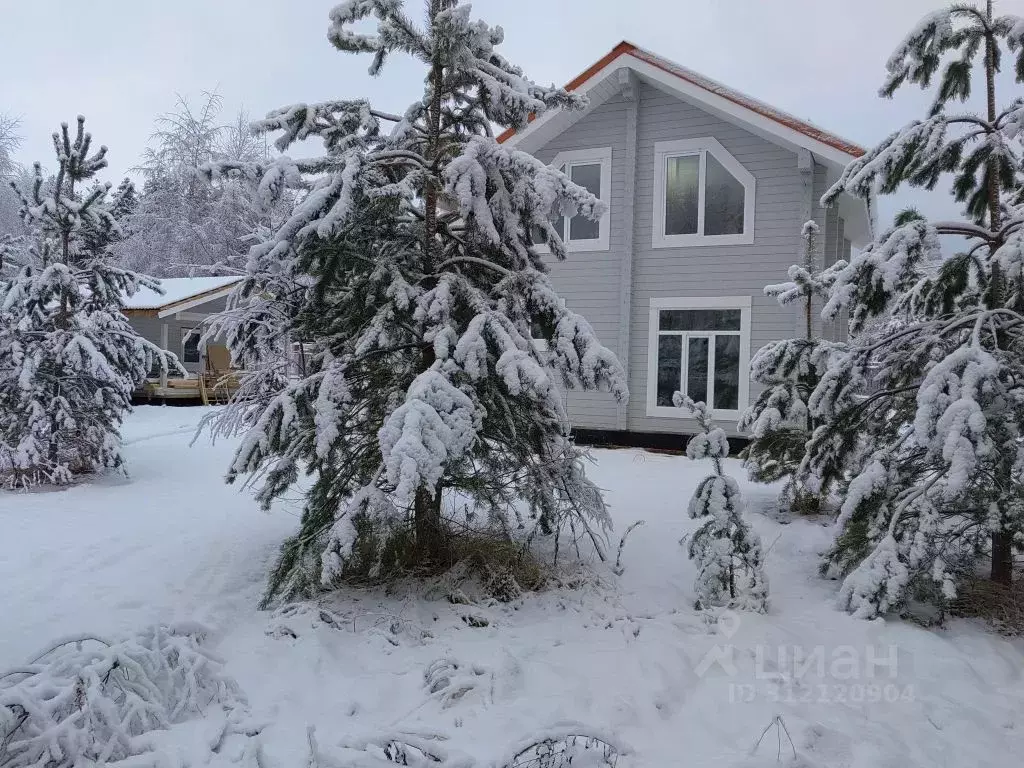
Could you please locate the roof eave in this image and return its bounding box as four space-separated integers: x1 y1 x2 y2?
122 280 242 318
499 42 865 172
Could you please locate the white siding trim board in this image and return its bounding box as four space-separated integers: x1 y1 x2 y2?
616 74 640 429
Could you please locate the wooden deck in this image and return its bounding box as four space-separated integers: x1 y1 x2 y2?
136 372 240 405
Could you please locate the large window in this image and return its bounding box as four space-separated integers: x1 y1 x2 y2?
540 147 611 252
652 138 755 248
646 297 751 419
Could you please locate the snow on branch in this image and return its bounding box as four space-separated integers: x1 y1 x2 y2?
822 115 965 205
494 723 626 768
677 396 769 613
378 370 481 507
880 9 957 98
443 137 605 265
328 1 428 66
822 217 941 333
328 0 584 129
0 625 242 768
336 728 476 767
252 99 381 154
213 0 629 601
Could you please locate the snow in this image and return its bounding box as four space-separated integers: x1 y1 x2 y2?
3 406 1024 766
122 276 243 311
0 408 295 665
379 371 481 507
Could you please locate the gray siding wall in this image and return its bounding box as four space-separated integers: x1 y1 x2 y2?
131 315 205 374
535 94 631 430
532 80 840 436
128 295 228 375
627 83 805 435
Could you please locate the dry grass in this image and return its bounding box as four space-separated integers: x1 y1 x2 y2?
342 516 557 603
450 531 552 598
949 574 1024 635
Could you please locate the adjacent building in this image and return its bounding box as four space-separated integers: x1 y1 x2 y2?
122 276 242 402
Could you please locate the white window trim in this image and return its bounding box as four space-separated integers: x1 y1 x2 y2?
646 295 752 421
537 147 612 253
652 137 755 248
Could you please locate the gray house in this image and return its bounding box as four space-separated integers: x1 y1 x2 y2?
500 41 870 440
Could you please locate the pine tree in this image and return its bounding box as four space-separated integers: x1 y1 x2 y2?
204 0 628 603
803 1 1024 617
739 221 845 514
0 117 174 487
678 394 768 612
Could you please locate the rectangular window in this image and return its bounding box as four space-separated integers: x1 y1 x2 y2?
568 163 602 241
653 138 755 248
713 335 740 410
664 155 700 236
658 309 741 332
647 298 751 418
687 337 709 405
535 147 611 252
656 335 682 406
182 328 201 365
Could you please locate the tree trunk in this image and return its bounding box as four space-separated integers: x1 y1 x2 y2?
422 0 444 274
991 530 1013 586
414 484 445 563
984 1 1012 588
984 0 1001 234
409 0 448 566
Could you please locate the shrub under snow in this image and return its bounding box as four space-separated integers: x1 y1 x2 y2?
0 624 241 768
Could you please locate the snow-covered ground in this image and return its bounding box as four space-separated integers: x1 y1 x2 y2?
3 406 1023 767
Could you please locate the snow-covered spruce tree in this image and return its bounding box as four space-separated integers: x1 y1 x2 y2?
802 1 1024 617
0 117 174 487
678 394 768 612
739 221 846 514
109 177 139 235
207 0 627 603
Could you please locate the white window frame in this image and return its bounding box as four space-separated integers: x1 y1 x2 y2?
540 147 612 253
646 296 752 421
652 137 755 248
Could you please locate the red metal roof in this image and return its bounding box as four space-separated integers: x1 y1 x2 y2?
497 41 865 158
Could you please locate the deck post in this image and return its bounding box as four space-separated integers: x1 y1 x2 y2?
159 322 169 390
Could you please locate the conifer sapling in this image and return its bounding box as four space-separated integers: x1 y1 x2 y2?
739 220 845 514
0 117 176 487
679 394 768 613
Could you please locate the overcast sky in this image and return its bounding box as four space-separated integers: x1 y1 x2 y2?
3 0 1023 225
